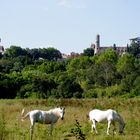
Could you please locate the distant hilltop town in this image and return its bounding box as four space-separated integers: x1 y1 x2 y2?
90 34 140 56
1 35 140 58
90 34 128 55
63 34 140 58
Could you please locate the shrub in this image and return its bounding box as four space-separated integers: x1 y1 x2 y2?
83 89 98 98
71 119 85 140
105 85 123 97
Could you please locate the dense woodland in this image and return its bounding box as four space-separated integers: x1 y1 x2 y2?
0 40 140 99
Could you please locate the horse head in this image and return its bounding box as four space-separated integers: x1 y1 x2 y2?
59 107 65 120
119 121 125 134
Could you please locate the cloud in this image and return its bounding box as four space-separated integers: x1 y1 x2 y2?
57 0 87 9
58 0 70 7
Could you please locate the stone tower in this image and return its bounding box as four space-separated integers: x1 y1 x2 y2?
96 34 100 48
94 34 100 55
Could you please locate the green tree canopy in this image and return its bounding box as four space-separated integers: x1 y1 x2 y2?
82 48 94 56
116 53 135 78
127 39 140 57
4 46 27 58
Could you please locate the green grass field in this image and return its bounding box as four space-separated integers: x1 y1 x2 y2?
0 98 140 140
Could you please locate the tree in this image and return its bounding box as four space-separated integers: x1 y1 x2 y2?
38 61 66 74
42 47 62 61
127 38 140 57
116 53 135 78
95 49 118 86
52 72 83 98
27 47 62 61
0 72 24 98
27 48 40 61
82 48 94 56
130 76 140 96
31 77 56 98
67 56 92 72
0 59 14 73
4 46 27 58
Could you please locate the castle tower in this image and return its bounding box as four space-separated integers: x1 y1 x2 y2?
96 34 100 48
94 34 100 55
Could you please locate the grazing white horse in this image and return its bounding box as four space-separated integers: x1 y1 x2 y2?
21 107 65 140
89 109 125 135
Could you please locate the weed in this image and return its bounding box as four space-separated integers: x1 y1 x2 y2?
71 119 85 140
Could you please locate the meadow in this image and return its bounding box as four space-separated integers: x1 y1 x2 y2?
0 98 140 140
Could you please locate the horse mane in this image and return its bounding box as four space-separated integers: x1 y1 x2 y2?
49 107 60 112
47 107 62 114
50 107 65 111
116 112 125 126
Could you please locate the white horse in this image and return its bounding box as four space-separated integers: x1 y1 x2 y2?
88 109 125 135
21 107 65 140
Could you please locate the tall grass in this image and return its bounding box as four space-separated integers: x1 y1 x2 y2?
0 109 8 140
0 98 140 139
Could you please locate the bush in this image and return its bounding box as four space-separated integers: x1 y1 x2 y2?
92 88 106 97
105 85 123 97
83 89 98 98
71 119 85 140
130 88 140 97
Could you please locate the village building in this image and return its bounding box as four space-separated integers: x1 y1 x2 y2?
91 34 128 55
0 38 4 55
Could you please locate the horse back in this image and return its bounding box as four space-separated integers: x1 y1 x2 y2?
89 109 118 122
89 109 107 122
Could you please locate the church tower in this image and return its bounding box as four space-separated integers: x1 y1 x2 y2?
94 34 100 55
96 34 100 48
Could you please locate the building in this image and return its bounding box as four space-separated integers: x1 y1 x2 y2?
62 52 80 59
91 34 128 55
129 37 140 44
0 38 4 55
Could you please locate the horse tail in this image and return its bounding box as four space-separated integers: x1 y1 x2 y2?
21 108 25 117
21 108 29 121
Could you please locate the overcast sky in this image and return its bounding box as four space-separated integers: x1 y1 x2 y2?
0 0 140 54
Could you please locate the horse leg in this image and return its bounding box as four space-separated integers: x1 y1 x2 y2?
112 121 116 135
30 120 35 140
91 119 98 134
107 120 111 135
30 125 34 140
49 124 53 136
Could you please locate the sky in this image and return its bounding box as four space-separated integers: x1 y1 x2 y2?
0 0 140 54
